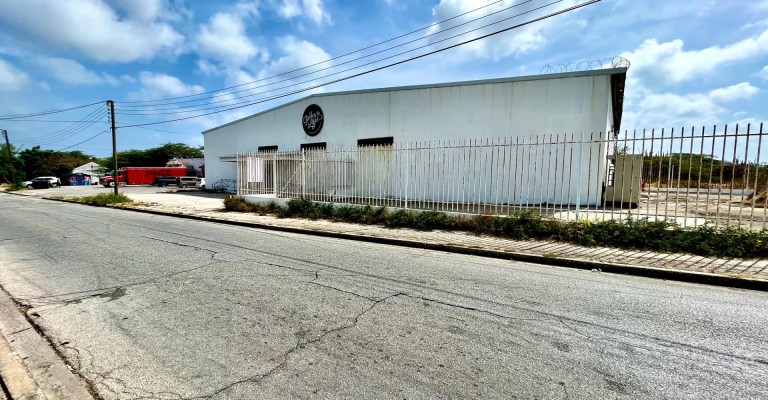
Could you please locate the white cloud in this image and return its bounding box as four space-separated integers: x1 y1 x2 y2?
257 36 332 84
758 65 768 81
227 69 259 87
37 57 119 85
0 58 29 91
622 81 763 129
622 92 725 129
621 28 768 84
751 0 768 12
196 59 223 77
0 0 184 62
195 8 262 68
278 0 331 25
742 18 768 30
127 72 205 101
708 82 760 103
194 36 331 126
617 28 768 129
427 0 578 61
110 0 165 22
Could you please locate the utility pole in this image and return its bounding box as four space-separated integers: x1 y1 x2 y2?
1 129 17 186
107 100 118 195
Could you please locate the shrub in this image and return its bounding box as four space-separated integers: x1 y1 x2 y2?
223 195 258 212
280 198 327 219
220 197 768 259
73 193 133 206
385 209 417 228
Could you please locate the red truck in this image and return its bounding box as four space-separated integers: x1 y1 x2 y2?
101 167 187 187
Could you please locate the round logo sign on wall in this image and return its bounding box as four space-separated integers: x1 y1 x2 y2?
302 104 324 136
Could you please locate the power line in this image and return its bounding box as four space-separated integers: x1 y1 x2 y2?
0 101 106 120
117 0 540 111
134 126 200 136
118 0 600 128
20 105 105 141
14 106 108 146
116 0 562 117
34 118 106 146
116 0 509 106
58 130 109 151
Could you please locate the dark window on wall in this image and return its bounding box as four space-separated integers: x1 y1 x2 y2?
258 145 278 152
301 142 327 150
357 137 394 147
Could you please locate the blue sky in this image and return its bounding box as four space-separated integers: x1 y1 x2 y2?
0 0 766 157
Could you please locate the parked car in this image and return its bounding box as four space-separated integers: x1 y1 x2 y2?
196 178 205 190
24 176 61 189
152 176 180 187
177 177 198 188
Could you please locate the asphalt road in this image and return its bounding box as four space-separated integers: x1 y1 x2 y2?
0 193 767 399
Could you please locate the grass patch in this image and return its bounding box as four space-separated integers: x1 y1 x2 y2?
222 196 768 259
3 183 25 191
223 195 279 215
70 193 134 206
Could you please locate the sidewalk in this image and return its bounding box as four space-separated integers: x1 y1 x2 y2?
118 191 768 291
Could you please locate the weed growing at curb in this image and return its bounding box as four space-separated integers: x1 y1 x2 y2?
3 183 25 191
223 196 768 259
69 193 134 206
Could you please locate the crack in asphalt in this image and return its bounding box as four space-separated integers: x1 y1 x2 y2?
141 236 219 261
187 292 400 399
7 198 768 399
308 268 379 302
17 259 221 305
8 326 31 335
397 292 545 322
191 265 557 399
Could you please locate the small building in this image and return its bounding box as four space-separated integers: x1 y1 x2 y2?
72 161 101 175
69 172 92 186
72 161 102 184
203 67 627 206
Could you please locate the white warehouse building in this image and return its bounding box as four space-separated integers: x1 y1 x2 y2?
203 67 627 208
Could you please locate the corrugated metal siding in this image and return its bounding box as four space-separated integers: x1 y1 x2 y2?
205 74 613 188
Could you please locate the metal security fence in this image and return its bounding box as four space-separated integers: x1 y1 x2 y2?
237 123 768 230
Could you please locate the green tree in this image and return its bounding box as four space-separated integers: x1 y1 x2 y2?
0 143 24 184
18 146 93 185
100 143 204 168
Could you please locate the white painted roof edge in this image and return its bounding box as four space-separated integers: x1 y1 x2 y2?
202 67 629 135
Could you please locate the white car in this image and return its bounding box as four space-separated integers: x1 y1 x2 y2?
196 178 205 190
24 176 61 189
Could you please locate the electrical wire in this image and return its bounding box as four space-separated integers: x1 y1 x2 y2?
20 106 105 141
0 101 106 120
116 0 561 116
116 0 509 105
58 130 109 151
34 118 107 146
14 106 108 146
134 126 200 136
117 0 540 110
117 0 600 128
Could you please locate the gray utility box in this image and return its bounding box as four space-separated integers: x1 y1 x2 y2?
604 154 643 207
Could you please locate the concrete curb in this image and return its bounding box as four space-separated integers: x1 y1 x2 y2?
42 196 768 292
0 287 94 399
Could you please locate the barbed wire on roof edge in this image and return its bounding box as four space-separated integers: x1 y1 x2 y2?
539 56 630 74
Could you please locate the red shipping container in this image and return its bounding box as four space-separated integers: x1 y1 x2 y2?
101 167 187 186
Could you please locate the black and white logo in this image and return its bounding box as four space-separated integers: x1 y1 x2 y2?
302 104 324 136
